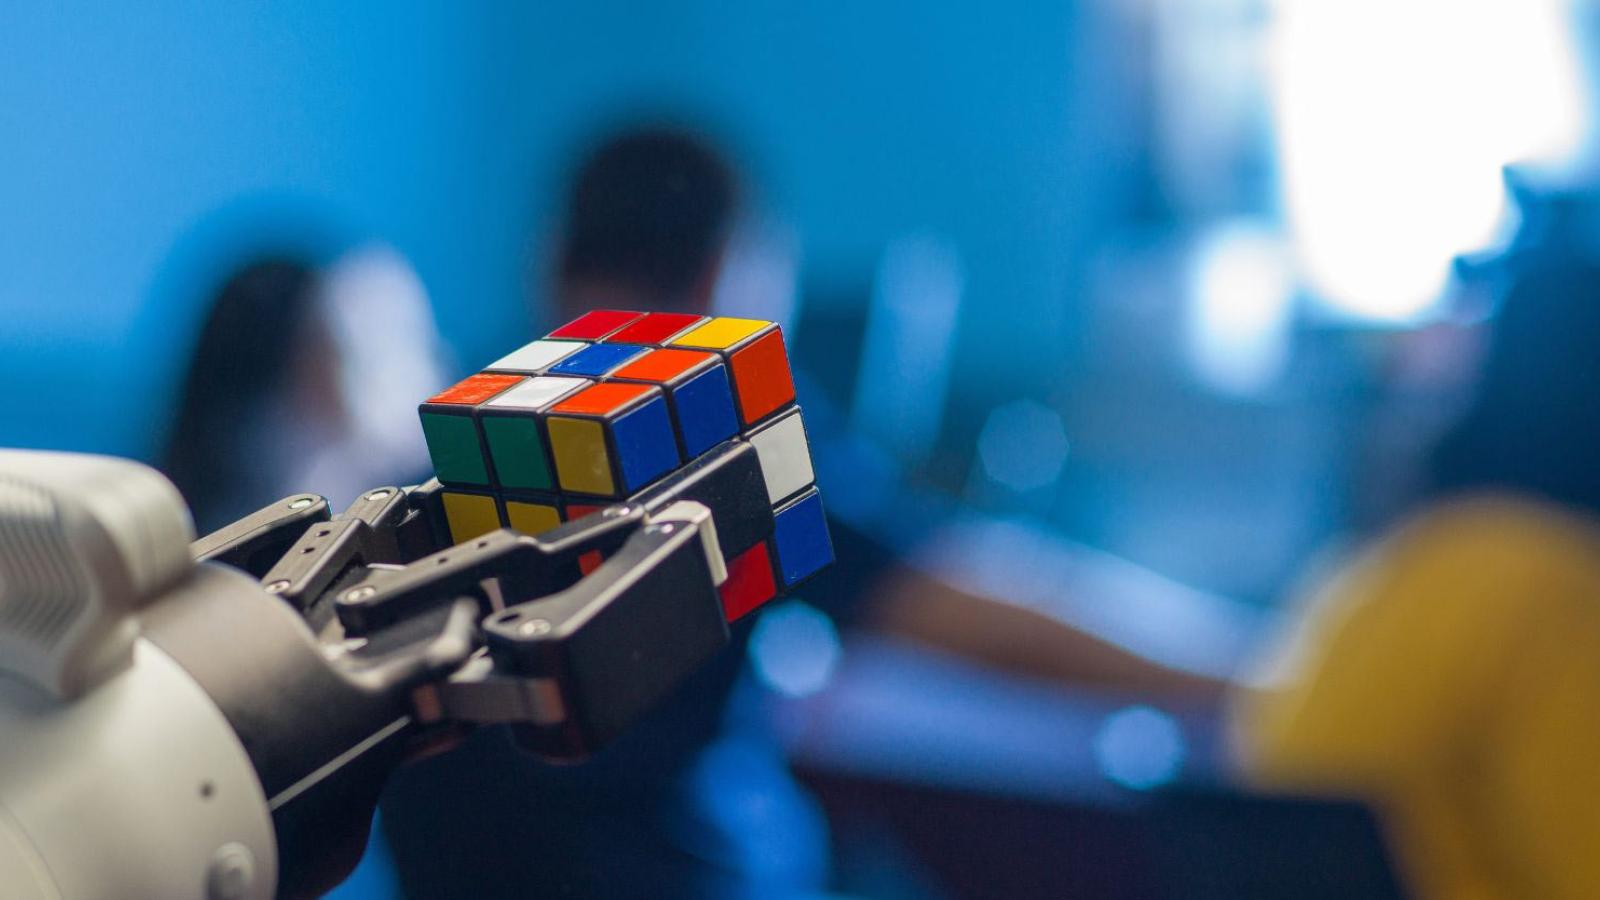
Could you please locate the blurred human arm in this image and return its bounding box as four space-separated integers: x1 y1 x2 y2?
862 563 1231 702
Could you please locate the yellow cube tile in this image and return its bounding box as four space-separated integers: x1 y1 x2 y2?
504 500 561 535
441 492 501 544
670 317 770 351
546 416 615 495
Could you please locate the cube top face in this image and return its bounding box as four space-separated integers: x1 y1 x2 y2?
483 375 590 412
485 339 586 374
670 317 771 350
548 309 645 340
551 381 657 418
604 312 707 345
610 348 717 384
548 343 648 377
427 372 524 406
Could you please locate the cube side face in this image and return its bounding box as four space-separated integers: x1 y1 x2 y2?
440 491 502 543
719 541 777 621
420 409 490 486
504 499 562 535
480 416 554 491
747 409 815 505
770 488 833 589
546 416 617 496
672 364 740 458
728 328 796 427
609 395 681 493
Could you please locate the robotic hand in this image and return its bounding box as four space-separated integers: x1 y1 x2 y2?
0 439 782 900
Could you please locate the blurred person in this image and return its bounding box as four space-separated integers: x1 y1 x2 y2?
380 126 830 900
159 243 451 900
162 246 447 531
381 124 1227 900
1231 235 1600 899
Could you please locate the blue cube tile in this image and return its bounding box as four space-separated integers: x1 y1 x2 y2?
672 363 740 458
770 488 833 589
549 343 648 377
609 393 681 492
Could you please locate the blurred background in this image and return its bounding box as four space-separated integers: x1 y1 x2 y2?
7 1 1600 898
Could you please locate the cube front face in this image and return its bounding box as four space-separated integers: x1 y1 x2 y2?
504 499 562 535
440 490 501 544
416 310 829 620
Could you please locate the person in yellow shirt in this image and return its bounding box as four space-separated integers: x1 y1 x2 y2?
1230 256 1600 900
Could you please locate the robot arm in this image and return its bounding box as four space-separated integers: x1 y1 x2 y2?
0 440 782 900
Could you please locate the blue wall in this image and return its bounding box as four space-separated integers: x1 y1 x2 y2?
1 2 1110 462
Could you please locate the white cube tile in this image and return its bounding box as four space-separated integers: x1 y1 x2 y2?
748 409 814 505
485 340 586 373
483 375 590 411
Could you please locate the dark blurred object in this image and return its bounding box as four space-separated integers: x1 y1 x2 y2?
556 127 740 319
806 769 1403 900
1430 183 1600 515
160 259 320 530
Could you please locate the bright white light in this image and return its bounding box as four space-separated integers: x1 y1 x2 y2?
1269 0 1584 321
1187 221 1294 395
977 399 1069 492
1093 705 1186 790
749 600 842 699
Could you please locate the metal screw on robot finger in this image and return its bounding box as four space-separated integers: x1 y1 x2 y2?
288 497 316 510
518 619 551 636
366 489 391 500
342 585 377 603
264 580 290 594
604 505 632 518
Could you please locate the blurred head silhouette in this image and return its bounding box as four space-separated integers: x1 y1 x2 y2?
1428 255 1600 517
162 246 447 531
552 125 741 322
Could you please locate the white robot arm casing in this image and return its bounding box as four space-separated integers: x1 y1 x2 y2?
0 452 276 900
0 450 194 700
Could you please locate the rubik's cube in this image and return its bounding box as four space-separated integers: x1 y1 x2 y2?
418 310 833 620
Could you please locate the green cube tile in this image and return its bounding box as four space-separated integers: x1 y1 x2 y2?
481 416 553 490
420 412 490 485
477 375 590 490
